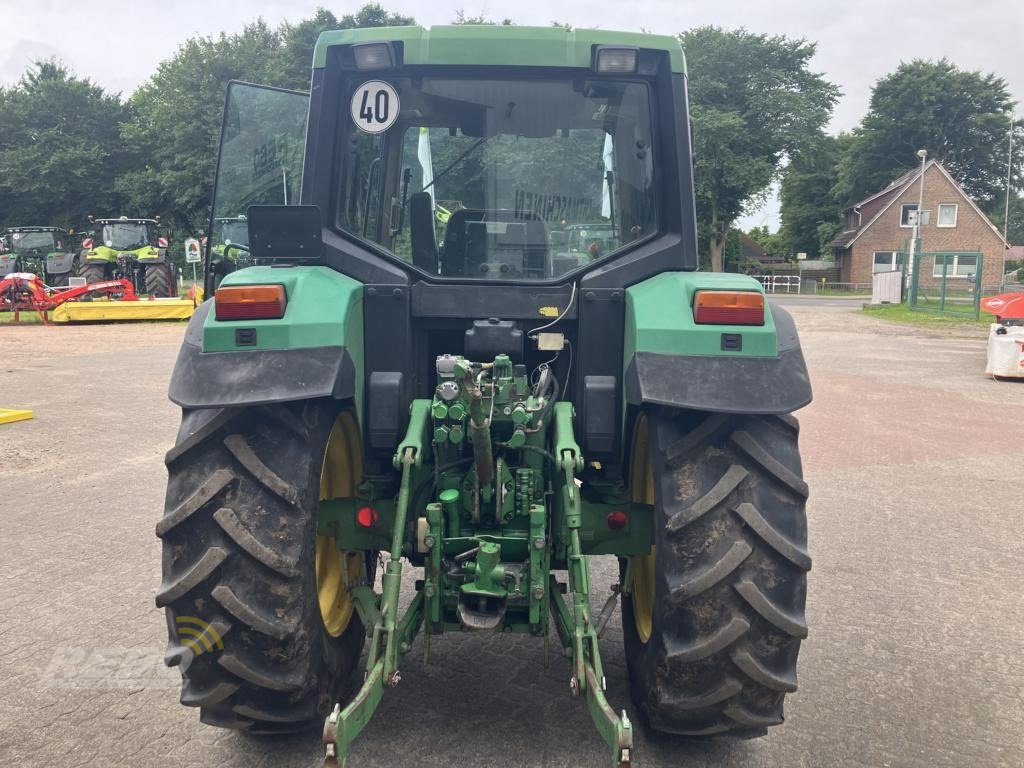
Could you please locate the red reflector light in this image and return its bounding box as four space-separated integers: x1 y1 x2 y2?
606 510 628 531
693 290 765 325
356 506 379 528
215 285 287 320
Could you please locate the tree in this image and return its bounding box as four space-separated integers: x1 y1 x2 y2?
453 10 514 25
0 60 129 228
122 6 418 235
746 225 785 257
682 27 839 271
778 133 852 258
834 59 1024 207
987 193 1024 246
274 5 416 90
120 21 283 235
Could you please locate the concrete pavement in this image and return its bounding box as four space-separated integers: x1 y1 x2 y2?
0 307 1021 768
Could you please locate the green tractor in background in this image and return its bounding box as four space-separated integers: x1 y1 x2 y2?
207 215 252 280
0 226 79 285
158 26 812 767
79 215 177 296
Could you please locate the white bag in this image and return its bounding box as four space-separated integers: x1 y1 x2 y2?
986 324 1024 378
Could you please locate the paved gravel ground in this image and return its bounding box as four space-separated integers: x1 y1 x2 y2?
1 306 1022 768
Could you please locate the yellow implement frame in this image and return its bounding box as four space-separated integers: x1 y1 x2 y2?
0 408 34 425
51 298 196 323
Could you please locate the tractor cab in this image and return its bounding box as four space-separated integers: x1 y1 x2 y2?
208 216 252 280
80 216 176 297
0 226 77 285
211 216 250 253
90 217 163 251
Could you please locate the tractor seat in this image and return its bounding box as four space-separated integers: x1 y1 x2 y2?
409 192 439 274
441 209 547 278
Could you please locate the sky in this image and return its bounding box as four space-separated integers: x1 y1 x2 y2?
2 0 1022 228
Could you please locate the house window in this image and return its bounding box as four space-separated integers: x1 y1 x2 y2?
900 204 919 227
932 253 977 278
845 210 861 230
873 251 902 273
936 203 958 227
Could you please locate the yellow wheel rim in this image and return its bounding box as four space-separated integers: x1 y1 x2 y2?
317 411 363 638
628 414 656 644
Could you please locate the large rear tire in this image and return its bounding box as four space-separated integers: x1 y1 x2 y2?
145 262 173 297
78 262 106 285
621 410 810 737
157 401 369 732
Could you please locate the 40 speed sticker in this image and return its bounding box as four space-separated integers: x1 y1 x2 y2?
351 80 399 134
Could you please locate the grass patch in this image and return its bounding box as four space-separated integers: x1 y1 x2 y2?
861 302 993 329
813 289 871 297
0 311 45 325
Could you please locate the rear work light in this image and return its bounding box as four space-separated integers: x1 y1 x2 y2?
693 290 765 326
215 285 287 320
353 42 395 70
594 46 638 73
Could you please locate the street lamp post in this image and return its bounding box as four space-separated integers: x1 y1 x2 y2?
906 149 927 297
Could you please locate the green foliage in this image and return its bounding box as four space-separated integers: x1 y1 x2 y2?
119 21 284 235
721 228 745 272
778 133 852 258
274 6 415 90
0 61 129 229
985 193 1024 246
834 59 1024 206
682 27 839 271
120 6 416 237
746 225 786 257
453 10 515 25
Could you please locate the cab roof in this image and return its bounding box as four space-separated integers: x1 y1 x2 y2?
3 226 66 234
313 25 685 75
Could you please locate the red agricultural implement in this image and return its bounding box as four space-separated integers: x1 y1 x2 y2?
0 272 137 324
981 293 1024 323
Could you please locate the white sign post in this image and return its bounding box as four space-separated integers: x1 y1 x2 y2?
184 237 201 285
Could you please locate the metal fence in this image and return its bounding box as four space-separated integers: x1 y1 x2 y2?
758 275 873 296
908 250 983 318
759 275 802 293
812 281 871 296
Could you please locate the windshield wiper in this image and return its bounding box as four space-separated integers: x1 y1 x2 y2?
422 135 492 194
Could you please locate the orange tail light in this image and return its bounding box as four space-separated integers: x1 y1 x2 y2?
215 285 287 320
693 290 765 325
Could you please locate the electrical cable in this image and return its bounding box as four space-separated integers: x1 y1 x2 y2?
526 281 577 337
561 340 573 401
495 442 559 469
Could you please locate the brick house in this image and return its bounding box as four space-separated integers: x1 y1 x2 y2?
830 160 1008 289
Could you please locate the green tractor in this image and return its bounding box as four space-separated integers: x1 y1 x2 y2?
158 26 812 767
208 215 252 279
79 215 176 296
0 226 78 285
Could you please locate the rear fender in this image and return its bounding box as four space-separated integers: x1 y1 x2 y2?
168 266 365 419
46 252 76 275
623 271 812 415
